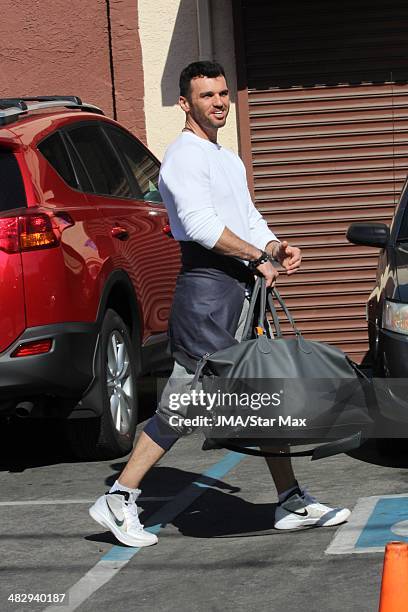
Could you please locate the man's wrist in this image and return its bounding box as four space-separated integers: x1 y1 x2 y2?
243 246 263 262
248 250 269 270
265 240 280 261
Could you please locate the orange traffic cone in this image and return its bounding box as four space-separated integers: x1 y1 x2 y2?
379 542 408 611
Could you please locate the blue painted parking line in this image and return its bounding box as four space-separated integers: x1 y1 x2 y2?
102 450 245 562
326 494 408 555
356 496 408 549
44 450 245 611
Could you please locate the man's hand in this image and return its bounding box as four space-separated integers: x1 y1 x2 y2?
270 241 302 275
212 229 300 283
256 259 279 288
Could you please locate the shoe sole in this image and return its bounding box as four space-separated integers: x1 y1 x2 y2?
274 508 351 530
89 503 158 548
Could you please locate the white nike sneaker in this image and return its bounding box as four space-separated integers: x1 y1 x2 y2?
89 490 158 547
274 487 351 530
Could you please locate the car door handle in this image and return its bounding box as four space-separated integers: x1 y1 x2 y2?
111 226 129 241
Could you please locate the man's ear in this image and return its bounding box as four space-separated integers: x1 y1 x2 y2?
179 95 190 113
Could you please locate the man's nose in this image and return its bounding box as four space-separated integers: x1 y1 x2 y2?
213 95 223 107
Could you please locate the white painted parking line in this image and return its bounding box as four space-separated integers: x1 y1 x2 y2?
0 497 173 506
326 493 408 555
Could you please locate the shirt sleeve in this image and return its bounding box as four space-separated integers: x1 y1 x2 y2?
246 186 280 250
159 143 225 249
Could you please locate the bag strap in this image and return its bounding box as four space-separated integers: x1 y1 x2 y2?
259 278 301 337
242 277 301 340
202 431 362 460
257 277 267 329
270 286 302 336
242 277 281 340
256 276 282 337
345 356 372 382
242 276 262 340
207 440 314 457
265 288 282 338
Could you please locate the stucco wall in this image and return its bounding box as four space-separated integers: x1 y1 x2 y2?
110 0 146 142
138 0 238 160
0 0 146 141
0 0 114 117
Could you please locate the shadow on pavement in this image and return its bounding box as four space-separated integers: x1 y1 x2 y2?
0 375 164 472
0 417 73 472
85 531 127 547
170 489 278 539
105 465 241 497
90 465 324 541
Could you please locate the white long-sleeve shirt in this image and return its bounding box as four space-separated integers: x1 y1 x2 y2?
158 132 278 255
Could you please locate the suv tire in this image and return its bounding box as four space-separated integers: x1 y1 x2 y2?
65 309 139 459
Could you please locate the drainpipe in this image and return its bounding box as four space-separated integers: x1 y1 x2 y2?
196 0 213 60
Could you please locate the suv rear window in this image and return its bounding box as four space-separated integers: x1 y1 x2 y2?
68 125 132 198
38 132 78 189
105 126 162 202
0 150 27 212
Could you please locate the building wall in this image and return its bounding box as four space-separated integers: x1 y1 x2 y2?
138 0 239 160
109 0 146 142
0 0 146 142
0 0 237 156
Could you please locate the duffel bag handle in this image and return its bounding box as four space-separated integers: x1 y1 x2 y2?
242 276 281 340
242 277 267 339
269 286 302 336
244 277 302 338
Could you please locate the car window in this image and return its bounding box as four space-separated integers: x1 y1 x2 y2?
68 125 132 199
62 133 94 193
0 150 27 211
37 132 78 189
105 126 162 203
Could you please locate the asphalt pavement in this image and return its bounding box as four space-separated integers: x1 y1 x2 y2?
0 378 407 612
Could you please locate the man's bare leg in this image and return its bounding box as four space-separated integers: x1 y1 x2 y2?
88 430 163 546
118 432 165 489
119 437 296 495
260 445 297 496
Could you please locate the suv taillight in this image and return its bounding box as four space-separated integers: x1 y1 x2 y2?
0 212 73 254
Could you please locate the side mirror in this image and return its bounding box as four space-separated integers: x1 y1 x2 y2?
346 222 390 248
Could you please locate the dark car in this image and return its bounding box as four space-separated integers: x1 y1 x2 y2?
347 179 408 430
0 96 180 459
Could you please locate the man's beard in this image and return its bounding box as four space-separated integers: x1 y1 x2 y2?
192 108 229 130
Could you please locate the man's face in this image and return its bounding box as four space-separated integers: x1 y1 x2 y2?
180 75 230 130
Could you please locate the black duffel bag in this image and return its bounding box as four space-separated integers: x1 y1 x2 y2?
193 277 373 460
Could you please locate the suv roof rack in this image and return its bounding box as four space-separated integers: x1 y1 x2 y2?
0 96 104 126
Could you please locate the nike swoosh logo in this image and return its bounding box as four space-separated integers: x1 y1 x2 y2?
106 499 125 527
291 509 308 516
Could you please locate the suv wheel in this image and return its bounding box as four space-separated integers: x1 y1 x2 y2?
65 309 139 459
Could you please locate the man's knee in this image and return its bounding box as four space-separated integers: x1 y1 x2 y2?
143 414 180 451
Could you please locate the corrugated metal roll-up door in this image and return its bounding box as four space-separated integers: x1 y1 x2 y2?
238 0 408 363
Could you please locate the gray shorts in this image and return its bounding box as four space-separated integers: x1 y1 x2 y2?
156 295 250 436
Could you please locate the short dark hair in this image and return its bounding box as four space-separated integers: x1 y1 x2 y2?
179 61 226 98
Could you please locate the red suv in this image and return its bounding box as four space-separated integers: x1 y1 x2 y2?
0 96 180 459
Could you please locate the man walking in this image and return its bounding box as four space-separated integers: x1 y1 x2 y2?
89 61 350 546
